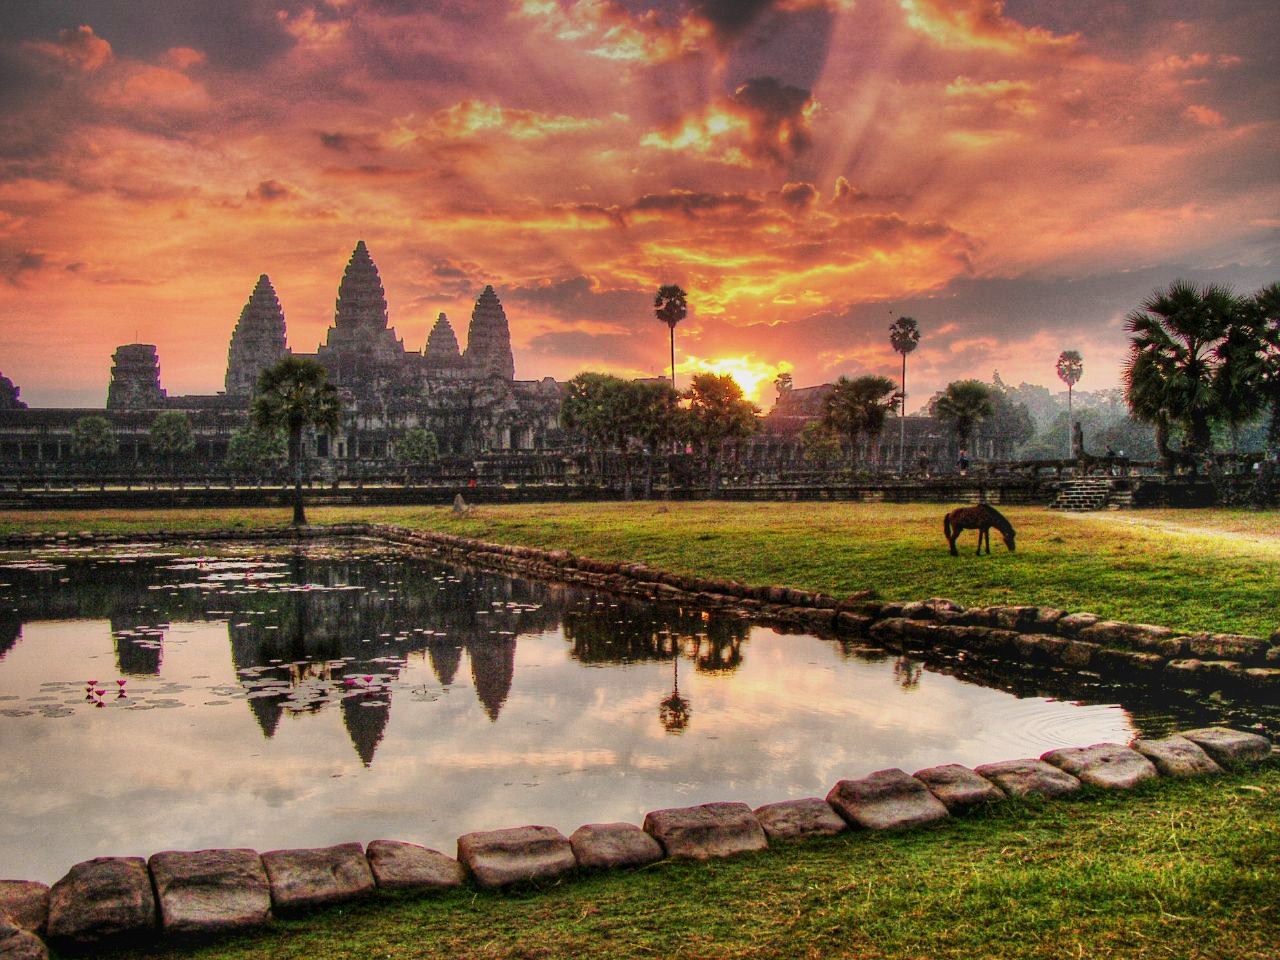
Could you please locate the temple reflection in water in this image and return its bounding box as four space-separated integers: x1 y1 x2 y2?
0 543 750 764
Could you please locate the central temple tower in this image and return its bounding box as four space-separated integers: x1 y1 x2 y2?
464 285 515 380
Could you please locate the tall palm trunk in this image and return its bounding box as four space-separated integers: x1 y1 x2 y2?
288 423 306 526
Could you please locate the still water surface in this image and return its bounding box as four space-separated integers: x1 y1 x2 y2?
0 540 1265 883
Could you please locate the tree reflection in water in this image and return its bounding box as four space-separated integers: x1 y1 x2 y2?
894 656 923 690
659 653 691 734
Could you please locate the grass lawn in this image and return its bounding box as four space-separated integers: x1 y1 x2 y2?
5 501 1274 636
7 502 1277 958
98 762 1280 960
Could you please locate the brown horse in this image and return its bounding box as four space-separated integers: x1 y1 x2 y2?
944 504 1016 556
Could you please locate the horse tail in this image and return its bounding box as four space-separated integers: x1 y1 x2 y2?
943 511 953 540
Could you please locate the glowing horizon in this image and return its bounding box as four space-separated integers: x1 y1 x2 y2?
0 1 1275 410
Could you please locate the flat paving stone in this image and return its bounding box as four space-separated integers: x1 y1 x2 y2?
642 802 768 860
46 856 156 945
457 826 576 888
569 823 664 870
912 764 1006 811
1130 736 1223 778
149 849 271 935
1180 727 1273 766
0 880 49 934
1041 743 1159 790
973 759 1081 798
826 768 950 831
752 798 848 841
366 840 465 891
261 843 374 910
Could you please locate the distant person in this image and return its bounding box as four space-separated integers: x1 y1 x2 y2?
1105 444 1116 475
957 449 969 475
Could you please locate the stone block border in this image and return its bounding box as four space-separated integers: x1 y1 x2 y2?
1 527 1277 956
3 727 1271 956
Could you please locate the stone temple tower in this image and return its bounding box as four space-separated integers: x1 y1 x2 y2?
424 313 462 364
225 274 288 398
107 344 167 410
319 240 403 363
463 285 515 380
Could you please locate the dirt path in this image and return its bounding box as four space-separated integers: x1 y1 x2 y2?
1058 510 1280 552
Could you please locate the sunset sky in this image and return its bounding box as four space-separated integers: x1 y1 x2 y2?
1 0 1277 409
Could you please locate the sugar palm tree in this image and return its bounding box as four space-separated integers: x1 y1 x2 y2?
1219 282 1280 497
1055 350 1083 457
889 316 920 473
654 285 687 389
823 375 898 469
931 379 996 456
252 357 341 525
1122 280 1238 467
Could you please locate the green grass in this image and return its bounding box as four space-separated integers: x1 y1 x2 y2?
96 763 1280 960
3 502 1278 635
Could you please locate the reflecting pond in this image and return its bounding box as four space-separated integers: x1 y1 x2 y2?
0 540 1273 883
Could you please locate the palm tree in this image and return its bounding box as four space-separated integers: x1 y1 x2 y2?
1056 350 1083 457
251 357 341 525
1122 280 1239 468
889 316 920 473
685 372 758 495
931 380 996 458
822 375 898 469
1220 282 1280 498
654 285 687 389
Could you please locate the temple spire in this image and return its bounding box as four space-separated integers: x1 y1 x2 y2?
334 240 389 332
425 312 462 363
463 285 515 380
225 274 288 398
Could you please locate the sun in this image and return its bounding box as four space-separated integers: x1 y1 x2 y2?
682 356 790 404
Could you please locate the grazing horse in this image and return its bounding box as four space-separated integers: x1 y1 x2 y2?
944 504 1016 556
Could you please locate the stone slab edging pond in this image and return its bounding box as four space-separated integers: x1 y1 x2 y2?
3 522 1279 689
1 527 1278 956
354 524 1280 689
0 728 1273 958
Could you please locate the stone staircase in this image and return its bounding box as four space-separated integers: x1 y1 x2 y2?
1051 477 1115 511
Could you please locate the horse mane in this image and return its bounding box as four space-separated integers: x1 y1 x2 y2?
982 504 1014 537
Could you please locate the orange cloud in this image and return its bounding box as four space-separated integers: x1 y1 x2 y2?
1183 104 1225 127
106 65 209 111
642 77 817 167
430 101 610 141
24 24 112 72
161 47 207 71
899 0 1077 55
516 0 711 63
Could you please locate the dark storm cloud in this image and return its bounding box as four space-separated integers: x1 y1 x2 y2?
247 180 292 203
0 1 296 70
629 189 763 218
694 0 777 38
778 181 818 212
506 277 650 326
3 249 47 286
317 131 383 154
525 329 650 366
730 76 813 164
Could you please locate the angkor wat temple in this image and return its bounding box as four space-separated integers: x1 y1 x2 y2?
0 241 564 468
0 239 1022 477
